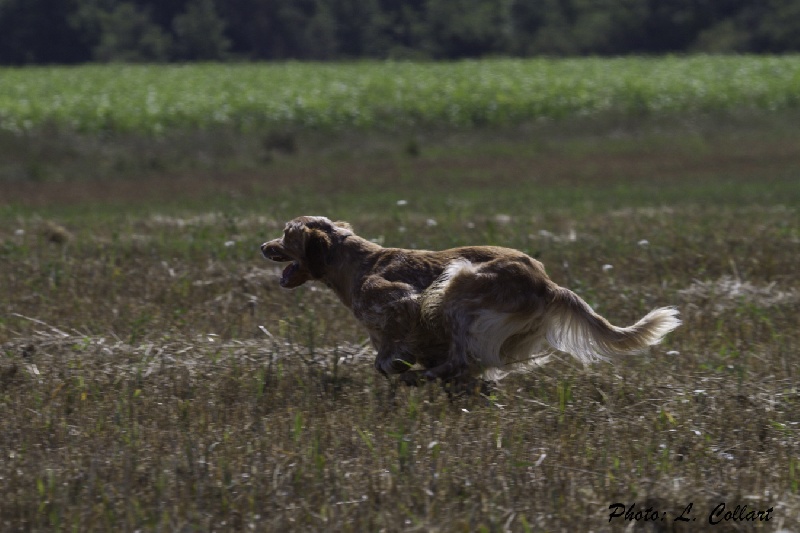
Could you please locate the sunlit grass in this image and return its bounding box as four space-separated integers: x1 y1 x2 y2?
1 56 799 134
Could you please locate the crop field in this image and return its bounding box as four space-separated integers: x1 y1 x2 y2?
1 58 800 531
1 56 800 135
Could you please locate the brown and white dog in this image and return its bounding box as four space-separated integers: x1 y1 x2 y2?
261 216 680 384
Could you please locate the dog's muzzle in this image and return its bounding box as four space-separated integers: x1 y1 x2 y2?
261 241 291 262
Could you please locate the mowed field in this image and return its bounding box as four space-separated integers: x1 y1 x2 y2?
1 58 800 531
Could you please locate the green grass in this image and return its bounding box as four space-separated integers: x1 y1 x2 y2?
1 56 800 135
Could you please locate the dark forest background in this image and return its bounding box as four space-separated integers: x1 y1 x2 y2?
1 0 800 65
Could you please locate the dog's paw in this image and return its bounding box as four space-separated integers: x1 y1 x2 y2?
375 355 416 377
374 358 389 378
399 370 426 387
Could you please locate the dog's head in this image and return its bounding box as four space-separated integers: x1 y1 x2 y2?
261 216 353 288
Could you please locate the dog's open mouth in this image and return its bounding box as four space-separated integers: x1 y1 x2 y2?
266 254 304 288
280 262 302 287
262 243 309 288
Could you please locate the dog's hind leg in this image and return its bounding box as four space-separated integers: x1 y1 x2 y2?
420 255 553 381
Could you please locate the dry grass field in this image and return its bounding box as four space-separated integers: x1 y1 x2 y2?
1 115 799 531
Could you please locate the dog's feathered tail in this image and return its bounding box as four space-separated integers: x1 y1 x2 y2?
545 288 680 364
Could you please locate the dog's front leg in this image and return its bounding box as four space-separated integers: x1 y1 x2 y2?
355 277 421 378
374 339 417 377
421 328 471 383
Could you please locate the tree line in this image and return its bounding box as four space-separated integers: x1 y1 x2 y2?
1 0 799 65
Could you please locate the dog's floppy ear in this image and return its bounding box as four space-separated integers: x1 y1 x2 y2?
304 228 331 278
